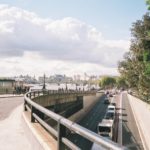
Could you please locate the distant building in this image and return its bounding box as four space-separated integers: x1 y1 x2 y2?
0 78 15 94
13 75 38 84
0 78 15 88
38 74 73 83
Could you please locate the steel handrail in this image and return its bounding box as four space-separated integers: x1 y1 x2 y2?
24 90 127 150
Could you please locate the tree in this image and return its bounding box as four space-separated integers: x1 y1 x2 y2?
118 13 150 102
146 0 150 10
116 77 128 89
99 76 116 89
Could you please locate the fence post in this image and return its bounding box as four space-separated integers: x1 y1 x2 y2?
31 106 35 122
29 93 32 99
24 98 27 111
57 120 66 150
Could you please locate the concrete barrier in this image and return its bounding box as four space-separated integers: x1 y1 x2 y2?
127 94 150 150
33 94 78 107
68 93 103 122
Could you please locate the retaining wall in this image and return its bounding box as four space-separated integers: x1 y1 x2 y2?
68 93 103 122
128 94 150 150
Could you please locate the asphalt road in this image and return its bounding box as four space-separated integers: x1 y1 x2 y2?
0 97 24 120
67 94 108 150
122 93 144 150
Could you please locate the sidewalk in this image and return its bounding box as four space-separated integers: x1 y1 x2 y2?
0 94 24 98
128 94 150 150
0 104 32 150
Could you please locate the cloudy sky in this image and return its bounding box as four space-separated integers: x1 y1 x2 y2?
0 0 147 77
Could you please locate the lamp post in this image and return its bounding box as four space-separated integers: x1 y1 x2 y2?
65 82 68 91
43 74 46 90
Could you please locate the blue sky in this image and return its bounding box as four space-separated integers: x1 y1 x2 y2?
0 0 148 77
0 0 147 39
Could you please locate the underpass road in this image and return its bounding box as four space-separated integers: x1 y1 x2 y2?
122 92 144 150
0 96 23 120
67 94 109 150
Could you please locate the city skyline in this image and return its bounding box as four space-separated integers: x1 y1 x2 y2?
0 1 147 77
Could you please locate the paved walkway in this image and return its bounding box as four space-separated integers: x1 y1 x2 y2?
0 97 32 150
0 94 24 98
0 97 24 120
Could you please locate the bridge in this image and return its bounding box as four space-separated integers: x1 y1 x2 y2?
0 90 150 150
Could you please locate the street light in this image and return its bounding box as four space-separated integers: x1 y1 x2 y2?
65 82 68 91
42 74 46 90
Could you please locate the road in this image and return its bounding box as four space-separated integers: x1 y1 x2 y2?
122 93 144 150
0 96 23 120
67 94 109 150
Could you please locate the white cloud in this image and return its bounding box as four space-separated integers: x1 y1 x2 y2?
0 4 130 76
0 53 119 77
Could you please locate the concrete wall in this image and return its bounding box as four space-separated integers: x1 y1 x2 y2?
128 94 150 150
33 94 78 107
68 93 103 122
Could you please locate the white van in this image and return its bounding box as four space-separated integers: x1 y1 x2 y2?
97 119 114 139
107 105 115 112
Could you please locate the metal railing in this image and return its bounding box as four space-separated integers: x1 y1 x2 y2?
24 90 127 150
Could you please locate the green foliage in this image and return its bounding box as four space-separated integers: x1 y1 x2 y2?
145 63 150 75
146 0 150 10
118 13 150 102
116 77 128 89
143 51 150 62
99 76 116 89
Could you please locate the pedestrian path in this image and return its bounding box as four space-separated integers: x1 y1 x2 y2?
0 94 24 98
0 104 32 150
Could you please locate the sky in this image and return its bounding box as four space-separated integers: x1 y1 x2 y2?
0 0 148 77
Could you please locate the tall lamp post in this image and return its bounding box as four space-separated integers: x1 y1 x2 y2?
65 82 68 91
76 83 77 91
43 74 46 90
